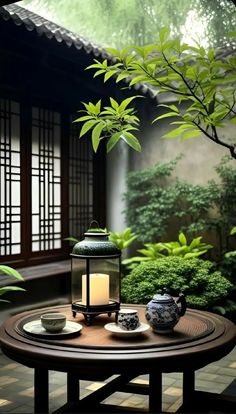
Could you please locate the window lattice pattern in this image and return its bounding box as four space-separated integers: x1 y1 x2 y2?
31 107 61 252
0 99 21 256
69 123 93 239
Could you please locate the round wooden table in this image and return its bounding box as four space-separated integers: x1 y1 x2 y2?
0 304 235 413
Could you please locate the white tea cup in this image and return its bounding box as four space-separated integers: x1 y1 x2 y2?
41 313 66 333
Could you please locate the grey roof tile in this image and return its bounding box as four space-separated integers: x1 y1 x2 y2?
0 3 156 99
0 3 110 58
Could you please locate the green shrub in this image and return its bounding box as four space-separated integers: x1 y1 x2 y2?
121 257 233 310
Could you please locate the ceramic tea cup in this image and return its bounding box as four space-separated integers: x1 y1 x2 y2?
117 309 140 331
41 313 66 333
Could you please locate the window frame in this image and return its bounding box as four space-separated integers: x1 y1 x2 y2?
0 93 106 268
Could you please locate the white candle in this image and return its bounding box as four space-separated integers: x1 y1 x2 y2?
82 273 109 305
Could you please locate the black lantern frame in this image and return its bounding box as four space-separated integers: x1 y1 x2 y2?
71 228 121 325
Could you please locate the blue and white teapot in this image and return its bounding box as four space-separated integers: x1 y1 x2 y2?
145 290 186 334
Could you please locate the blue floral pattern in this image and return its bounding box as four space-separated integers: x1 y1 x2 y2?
145 301 180 333
117 312 140 331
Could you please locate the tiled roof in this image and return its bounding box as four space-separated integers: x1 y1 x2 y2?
0 3 156 99
0 3 109 58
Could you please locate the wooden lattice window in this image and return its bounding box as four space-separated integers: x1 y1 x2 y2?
0 98 21 257
0 97 105 267
31 107 62 252
69 122 94 240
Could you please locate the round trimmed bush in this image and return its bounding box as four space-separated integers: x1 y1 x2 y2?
121 256 233 309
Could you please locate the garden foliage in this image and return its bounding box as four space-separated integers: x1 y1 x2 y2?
0 265 25 303
123 155 236 253
121 256 233 309
76 27 236 158
122 232 213 270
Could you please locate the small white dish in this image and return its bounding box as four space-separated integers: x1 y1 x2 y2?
23 320 83 338
104 322 150 338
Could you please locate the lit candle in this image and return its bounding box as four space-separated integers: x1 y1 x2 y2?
82 273 109 305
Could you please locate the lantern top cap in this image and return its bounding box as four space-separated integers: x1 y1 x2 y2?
84 220 109 237
85 227 109 237
71 221 121 257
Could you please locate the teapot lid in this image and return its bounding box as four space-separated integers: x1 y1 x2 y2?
152 289 174 303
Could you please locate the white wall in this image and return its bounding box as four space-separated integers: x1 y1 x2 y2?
106 140 129 232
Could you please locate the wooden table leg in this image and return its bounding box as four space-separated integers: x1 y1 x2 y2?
67 373 80 403
34 367 49 413
182 370 195 410
149 371 162 413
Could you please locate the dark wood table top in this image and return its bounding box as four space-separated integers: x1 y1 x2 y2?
0 305 235 377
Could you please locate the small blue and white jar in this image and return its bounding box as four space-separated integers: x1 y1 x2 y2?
117 309 140 331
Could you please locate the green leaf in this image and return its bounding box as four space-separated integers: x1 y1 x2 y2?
104 70 117 82
107 132 122 152
116 73 130 83
230 118 236 124
92 123 104 152
184 251 205 259
0 265 23 280
129 75 150 86
162 124 193 139
179 232 187 246
73 115 94 123
158 104 179 112
189 237 202 249
181 129 202 140
64 237 79 243
121 133 141 152
152 112 180 123
230 226 236 235
93 69 106 78
79 119 100 138
119 96 142 112
0 286 25 296
105 47 120 56
159 27 170 43
110 97 119 110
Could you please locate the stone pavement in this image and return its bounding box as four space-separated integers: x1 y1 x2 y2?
0 345 235 413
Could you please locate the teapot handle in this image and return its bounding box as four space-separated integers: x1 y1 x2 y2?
176 293 187 316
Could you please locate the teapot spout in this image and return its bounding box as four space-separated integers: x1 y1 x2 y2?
176 293 187 316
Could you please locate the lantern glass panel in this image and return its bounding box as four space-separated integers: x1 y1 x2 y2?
71 257 120 308
71 257 86 306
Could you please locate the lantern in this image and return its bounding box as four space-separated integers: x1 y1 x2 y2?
71 224 121 325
